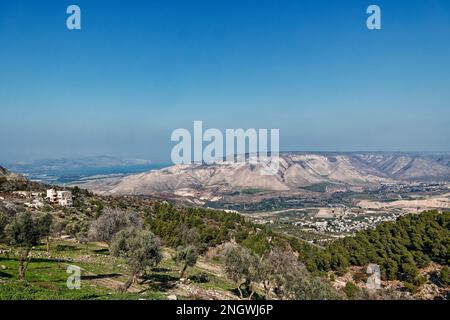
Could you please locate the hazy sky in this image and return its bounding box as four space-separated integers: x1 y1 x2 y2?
1 0 449 163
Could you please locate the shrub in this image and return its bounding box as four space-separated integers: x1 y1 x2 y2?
343 282 360 299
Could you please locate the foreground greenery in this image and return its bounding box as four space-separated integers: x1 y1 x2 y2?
0 180 449 299
0 241 167 300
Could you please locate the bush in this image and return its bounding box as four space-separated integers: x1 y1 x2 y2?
439 266 450 287
88 209 142 244
343 282 360 299
284 272 342 300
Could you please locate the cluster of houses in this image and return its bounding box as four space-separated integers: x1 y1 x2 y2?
296 211 406 234
12 189 73 208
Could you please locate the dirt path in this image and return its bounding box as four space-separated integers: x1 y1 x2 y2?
171 283 238 300
89 277 140 293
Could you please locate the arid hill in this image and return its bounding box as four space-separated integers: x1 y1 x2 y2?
79 152 450 200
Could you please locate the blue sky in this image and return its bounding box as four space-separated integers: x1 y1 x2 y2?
0 0 449 162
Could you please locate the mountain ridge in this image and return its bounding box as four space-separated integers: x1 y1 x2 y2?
79 152 450 199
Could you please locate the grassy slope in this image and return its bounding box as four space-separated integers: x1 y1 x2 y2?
0 240 237 300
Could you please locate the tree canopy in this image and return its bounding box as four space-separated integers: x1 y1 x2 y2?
110 228 162 291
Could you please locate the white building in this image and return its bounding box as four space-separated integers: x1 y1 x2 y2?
46 189 58 202
57 191 73 206
46 189 73 207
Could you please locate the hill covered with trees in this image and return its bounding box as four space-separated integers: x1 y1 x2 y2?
304 211 450 291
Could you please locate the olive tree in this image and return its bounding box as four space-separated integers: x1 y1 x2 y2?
38 213 53 252
261 246 304 299
88 208 142 244
110 228 162 292
221 243 262 299
258 246 340 300
4 212 52 281
0 212 8 242
173 245 198 280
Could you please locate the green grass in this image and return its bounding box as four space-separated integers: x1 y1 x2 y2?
0 282 104 300
0 240 237 300
0 281 166 300
0 241 167 300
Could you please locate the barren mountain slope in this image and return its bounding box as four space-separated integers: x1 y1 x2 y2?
79 152 450 196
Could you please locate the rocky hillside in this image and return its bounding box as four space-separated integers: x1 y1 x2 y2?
0 166 28 191
80 152 450 197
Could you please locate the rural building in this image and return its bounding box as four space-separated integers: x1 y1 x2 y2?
46 189 73 207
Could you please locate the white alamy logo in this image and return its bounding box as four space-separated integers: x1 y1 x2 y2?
366 5 381 30
171 121 280 175
66 5 81 30
366 263 381 290
67 265 81 289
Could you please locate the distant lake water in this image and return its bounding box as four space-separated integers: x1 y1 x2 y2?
20 163 172 185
